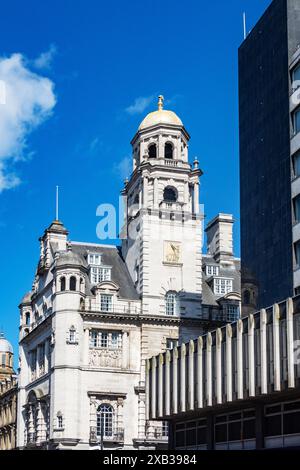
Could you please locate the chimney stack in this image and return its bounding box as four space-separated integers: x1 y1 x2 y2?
205 213 234 263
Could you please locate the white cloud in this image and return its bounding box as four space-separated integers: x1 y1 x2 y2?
33 44 57 70
0 53 56 192
125 94 154 115
113 156 132 180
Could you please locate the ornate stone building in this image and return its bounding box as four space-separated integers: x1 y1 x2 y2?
17 97 240 450
0 333 17 450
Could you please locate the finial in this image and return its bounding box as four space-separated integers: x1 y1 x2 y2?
124 177 129 186
193 157 199 169
158 95 164 111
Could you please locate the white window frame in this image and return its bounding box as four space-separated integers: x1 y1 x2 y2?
89 330 122 350
88 253 102 265
206 265 219 277
90 267 111 284
165 292 178 316
214 278 233 295
100 294 113 312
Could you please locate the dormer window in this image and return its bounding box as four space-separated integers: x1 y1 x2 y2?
90 267 111 284
88 254 102 265
214 278 233 295
206 265 219 277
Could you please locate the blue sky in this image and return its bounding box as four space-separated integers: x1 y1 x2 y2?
0 0 271 360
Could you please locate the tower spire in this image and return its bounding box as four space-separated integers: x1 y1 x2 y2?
158 95 164 111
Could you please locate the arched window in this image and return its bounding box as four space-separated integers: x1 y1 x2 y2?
80 278 84 292
164 142 173 159
60 277 66 292
243 290 251 305
25 312 31 326
97 404 114 438
148 144 157 159
70 276 77 291
163 186 177 202
165 291 177 316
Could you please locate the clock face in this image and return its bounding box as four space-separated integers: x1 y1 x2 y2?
164 242 181 264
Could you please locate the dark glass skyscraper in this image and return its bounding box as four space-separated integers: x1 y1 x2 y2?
239 0 300 311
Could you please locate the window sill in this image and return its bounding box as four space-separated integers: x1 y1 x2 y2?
66 341 79 345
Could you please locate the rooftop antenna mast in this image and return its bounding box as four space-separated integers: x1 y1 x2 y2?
243 12 247 40
56 185 59 221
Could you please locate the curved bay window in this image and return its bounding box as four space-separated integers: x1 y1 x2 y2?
163 186 177 202
97 404 114 438
148 143 157 159
165 291 178 316
164 142 173 159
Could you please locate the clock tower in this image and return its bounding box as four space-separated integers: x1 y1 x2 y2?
122 96 203 319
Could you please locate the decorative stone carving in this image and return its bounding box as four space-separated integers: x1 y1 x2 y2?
89 349 122 368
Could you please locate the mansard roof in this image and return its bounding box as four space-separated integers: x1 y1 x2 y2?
71 242 140 300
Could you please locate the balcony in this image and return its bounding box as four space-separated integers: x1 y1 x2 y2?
159 201 185 212
80 300 141 316
90 427 124 444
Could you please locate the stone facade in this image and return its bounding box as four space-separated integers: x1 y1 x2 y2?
16 97 240 450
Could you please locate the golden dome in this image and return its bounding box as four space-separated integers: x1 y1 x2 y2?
138 95 183 131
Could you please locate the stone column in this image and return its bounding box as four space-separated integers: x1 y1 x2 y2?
117 398 124 433
184 181 189 207
194 182 199 215
153 178 158 209
44 340 49 374
143 176 148 209
122 331 129 369
158 134 163 159
188 340 194 410
84 328 90 365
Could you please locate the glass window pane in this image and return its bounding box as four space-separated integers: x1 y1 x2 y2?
294 195 300 223
265 415 282 437
283 411 300 435
293 152 300 178
294 108 300 134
